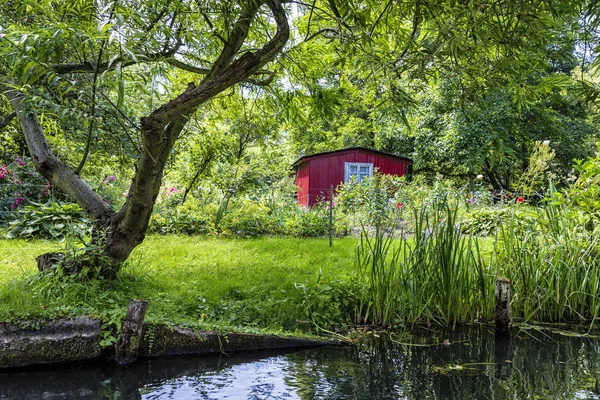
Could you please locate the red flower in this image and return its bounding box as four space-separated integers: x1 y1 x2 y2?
396 202 403 209
517 196 524 203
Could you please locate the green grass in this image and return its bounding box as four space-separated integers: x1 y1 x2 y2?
0 235 357 334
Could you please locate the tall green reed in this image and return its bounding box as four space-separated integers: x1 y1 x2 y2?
354 198 494 328
497 203 600 326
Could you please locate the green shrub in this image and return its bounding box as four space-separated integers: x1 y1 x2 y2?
148 206 211 235
283 205 331 237
221 200 274 236
462 206 532 236
5 201 91 240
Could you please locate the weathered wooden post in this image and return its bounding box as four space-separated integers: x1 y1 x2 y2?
115 299 148 364
495 278 511 337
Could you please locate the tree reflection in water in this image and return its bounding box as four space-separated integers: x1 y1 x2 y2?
1 326 599 399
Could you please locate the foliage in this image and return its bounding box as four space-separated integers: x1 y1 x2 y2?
496 204 600 325
462 207 532 236
221 200 273 236
0 156 52 223
515 140 556 199
551 147 600 226
148 203 212 236
5 201 91 240
354 198 492 328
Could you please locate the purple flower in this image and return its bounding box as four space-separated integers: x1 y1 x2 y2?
15 156 26 166
164 187 182 196
11 193 24 210
41 183 51 197
103 175 117 185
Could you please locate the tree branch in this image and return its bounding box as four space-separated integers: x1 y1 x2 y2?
5 87 115 225
148 0 289 123
0 111 16 130
49 45 182 74
203 0 264 81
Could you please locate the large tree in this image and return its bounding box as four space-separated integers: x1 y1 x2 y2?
1 0 289 274
1 0 597 275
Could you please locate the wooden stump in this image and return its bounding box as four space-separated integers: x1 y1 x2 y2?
36 252 63 271
115 299 148 364
495 278 511 337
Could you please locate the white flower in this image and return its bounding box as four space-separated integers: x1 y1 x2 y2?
542 140 550 146
476 174 484 180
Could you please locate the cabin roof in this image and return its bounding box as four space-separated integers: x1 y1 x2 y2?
291 147 412 168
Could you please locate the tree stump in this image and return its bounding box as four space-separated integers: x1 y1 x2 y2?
115 299 148 364
36 252 63 272
495 278 511 337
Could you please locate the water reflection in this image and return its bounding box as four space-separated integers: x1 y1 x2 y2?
1 327 599 399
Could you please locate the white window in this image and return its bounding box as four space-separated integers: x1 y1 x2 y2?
344 162 373 183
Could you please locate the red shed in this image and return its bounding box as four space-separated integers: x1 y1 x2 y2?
292 147 413 207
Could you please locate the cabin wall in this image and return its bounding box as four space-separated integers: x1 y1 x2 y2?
296 162 310 207
303 149 411 206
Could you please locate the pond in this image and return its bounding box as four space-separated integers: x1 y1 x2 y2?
1 326 599 399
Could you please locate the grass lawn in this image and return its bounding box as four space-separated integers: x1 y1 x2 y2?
0 235 358 334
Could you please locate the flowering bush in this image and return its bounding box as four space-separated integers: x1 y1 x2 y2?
0 156 53 225
336 173 406 227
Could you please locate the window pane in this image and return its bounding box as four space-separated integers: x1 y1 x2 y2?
360 166 369 173
350 166 358 172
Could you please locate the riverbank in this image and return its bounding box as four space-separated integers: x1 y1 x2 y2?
0 236 358 338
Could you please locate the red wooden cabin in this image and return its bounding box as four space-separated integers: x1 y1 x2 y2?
292 147 413 207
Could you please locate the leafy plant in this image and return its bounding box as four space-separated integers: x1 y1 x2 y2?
5 201 91 240
221 200 273 236
462 207 532 236
354 199 492 328
148 204 212 236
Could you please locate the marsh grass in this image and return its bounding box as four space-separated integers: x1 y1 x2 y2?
497 204 600 326
355 202 493 328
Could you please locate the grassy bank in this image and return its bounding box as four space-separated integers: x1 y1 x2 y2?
0 236 357 337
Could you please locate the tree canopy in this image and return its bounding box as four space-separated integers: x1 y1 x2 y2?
1 0 600 272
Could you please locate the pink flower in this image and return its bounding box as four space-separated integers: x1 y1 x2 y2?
103 175 116 185
11 193 24 210
41 183 51 197
14 156 26 166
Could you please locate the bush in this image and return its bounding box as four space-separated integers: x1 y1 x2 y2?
461 206 532 236
221 200 274 236
0 156 53 225
148 207 212 235
283 205 331 237
5 201 91 240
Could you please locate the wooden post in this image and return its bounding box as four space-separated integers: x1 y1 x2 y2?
115 299 148 364
329 185 333 248
495 278 511 337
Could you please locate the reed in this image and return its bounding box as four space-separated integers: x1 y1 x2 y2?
354 200 494 328
497 204 600 326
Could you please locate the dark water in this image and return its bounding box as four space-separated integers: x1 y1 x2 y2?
1 326 599 399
